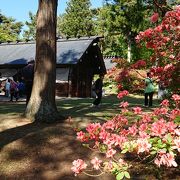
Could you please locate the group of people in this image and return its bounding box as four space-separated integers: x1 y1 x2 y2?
1 58 34 105
4 77 25 101
91 72 166 109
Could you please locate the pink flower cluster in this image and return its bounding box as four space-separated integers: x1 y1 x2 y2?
155 152 177 167
71 159 87 176
131 60 146 69
150 13 159 23
117 90 129 99
135 6 179 94
72 93 180 177
91 157 102 170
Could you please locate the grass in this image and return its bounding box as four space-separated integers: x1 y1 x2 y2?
0 94 160 119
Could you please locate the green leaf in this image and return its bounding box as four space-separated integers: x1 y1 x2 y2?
166 134 172 143
82 144 89 148
121 149 128 154
116 172 125 180
150 151 157 155
99 144 107 153
124 171 130 179
157 139 162 144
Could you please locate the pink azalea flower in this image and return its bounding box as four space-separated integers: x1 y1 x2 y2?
103 137 114 149
120 129 129 136
99 128 110 140
141 114 151 123
150 13 159 23
71 159 87 176
160 99 169 107
156 151 178 167
91 157 102 170
151 119 167 137
137 139 151 154
143 28 153 38
169 109 180 120
169 54 175 59
77 131 87 142
165 153 178 167
111 115 128 129
121 109 129 113
113 134 127 148
103 120 115 130
86 123 101 139
139 131 150 139
128 125 137 136
154 25 162 32
154 158 161 167
106 148 116 158
139 123 148 132
166 121 177 133
159 108 168 115
172 94 180 101
172 138 180 152
175 128 180 136
120 101 129 108
117 90 129 99
133 107 142 114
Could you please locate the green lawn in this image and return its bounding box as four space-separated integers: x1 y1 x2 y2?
0 94 160 120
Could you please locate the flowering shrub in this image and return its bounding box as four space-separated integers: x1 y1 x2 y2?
136 6 180 94
72 92 180 179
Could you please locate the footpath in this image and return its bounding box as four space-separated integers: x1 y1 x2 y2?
0 92 26 102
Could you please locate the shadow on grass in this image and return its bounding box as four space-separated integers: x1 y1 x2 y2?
0 94 160 120
56 94 159 120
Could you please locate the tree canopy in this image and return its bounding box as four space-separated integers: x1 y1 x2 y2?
58 0 95 38
0 12 23 42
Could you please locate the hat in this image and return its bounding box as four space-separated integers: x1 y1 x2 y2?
9 77 14 81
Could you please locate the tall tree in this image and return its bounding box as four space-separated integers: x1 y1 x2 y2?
0 12 23 42
58 0 95 37
22 12 36 41
104 0 146 62
25 0 59 122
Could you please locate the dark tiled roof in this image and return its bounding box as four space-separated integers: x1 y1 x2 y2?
0 36 100 65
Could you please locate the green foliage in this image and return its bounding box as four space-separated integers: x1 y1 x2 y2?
97 0 150 61
57 0 96 38
0 12 23 42
22 11 36 40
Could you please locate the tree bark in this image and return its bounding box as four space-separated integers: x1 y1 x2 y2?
25 0 59 122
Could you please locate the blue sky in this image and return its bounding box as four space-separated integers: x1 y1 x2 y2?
0 0 103 23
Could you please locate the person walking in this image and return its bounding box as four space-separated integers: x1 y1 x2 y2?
9 77 18 102
17 80 25 97
144 72 155 107
5 78 10 97
91 74 104 107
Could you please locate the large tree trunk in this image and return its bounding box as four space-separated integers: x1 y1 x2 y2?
25 0 59 122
